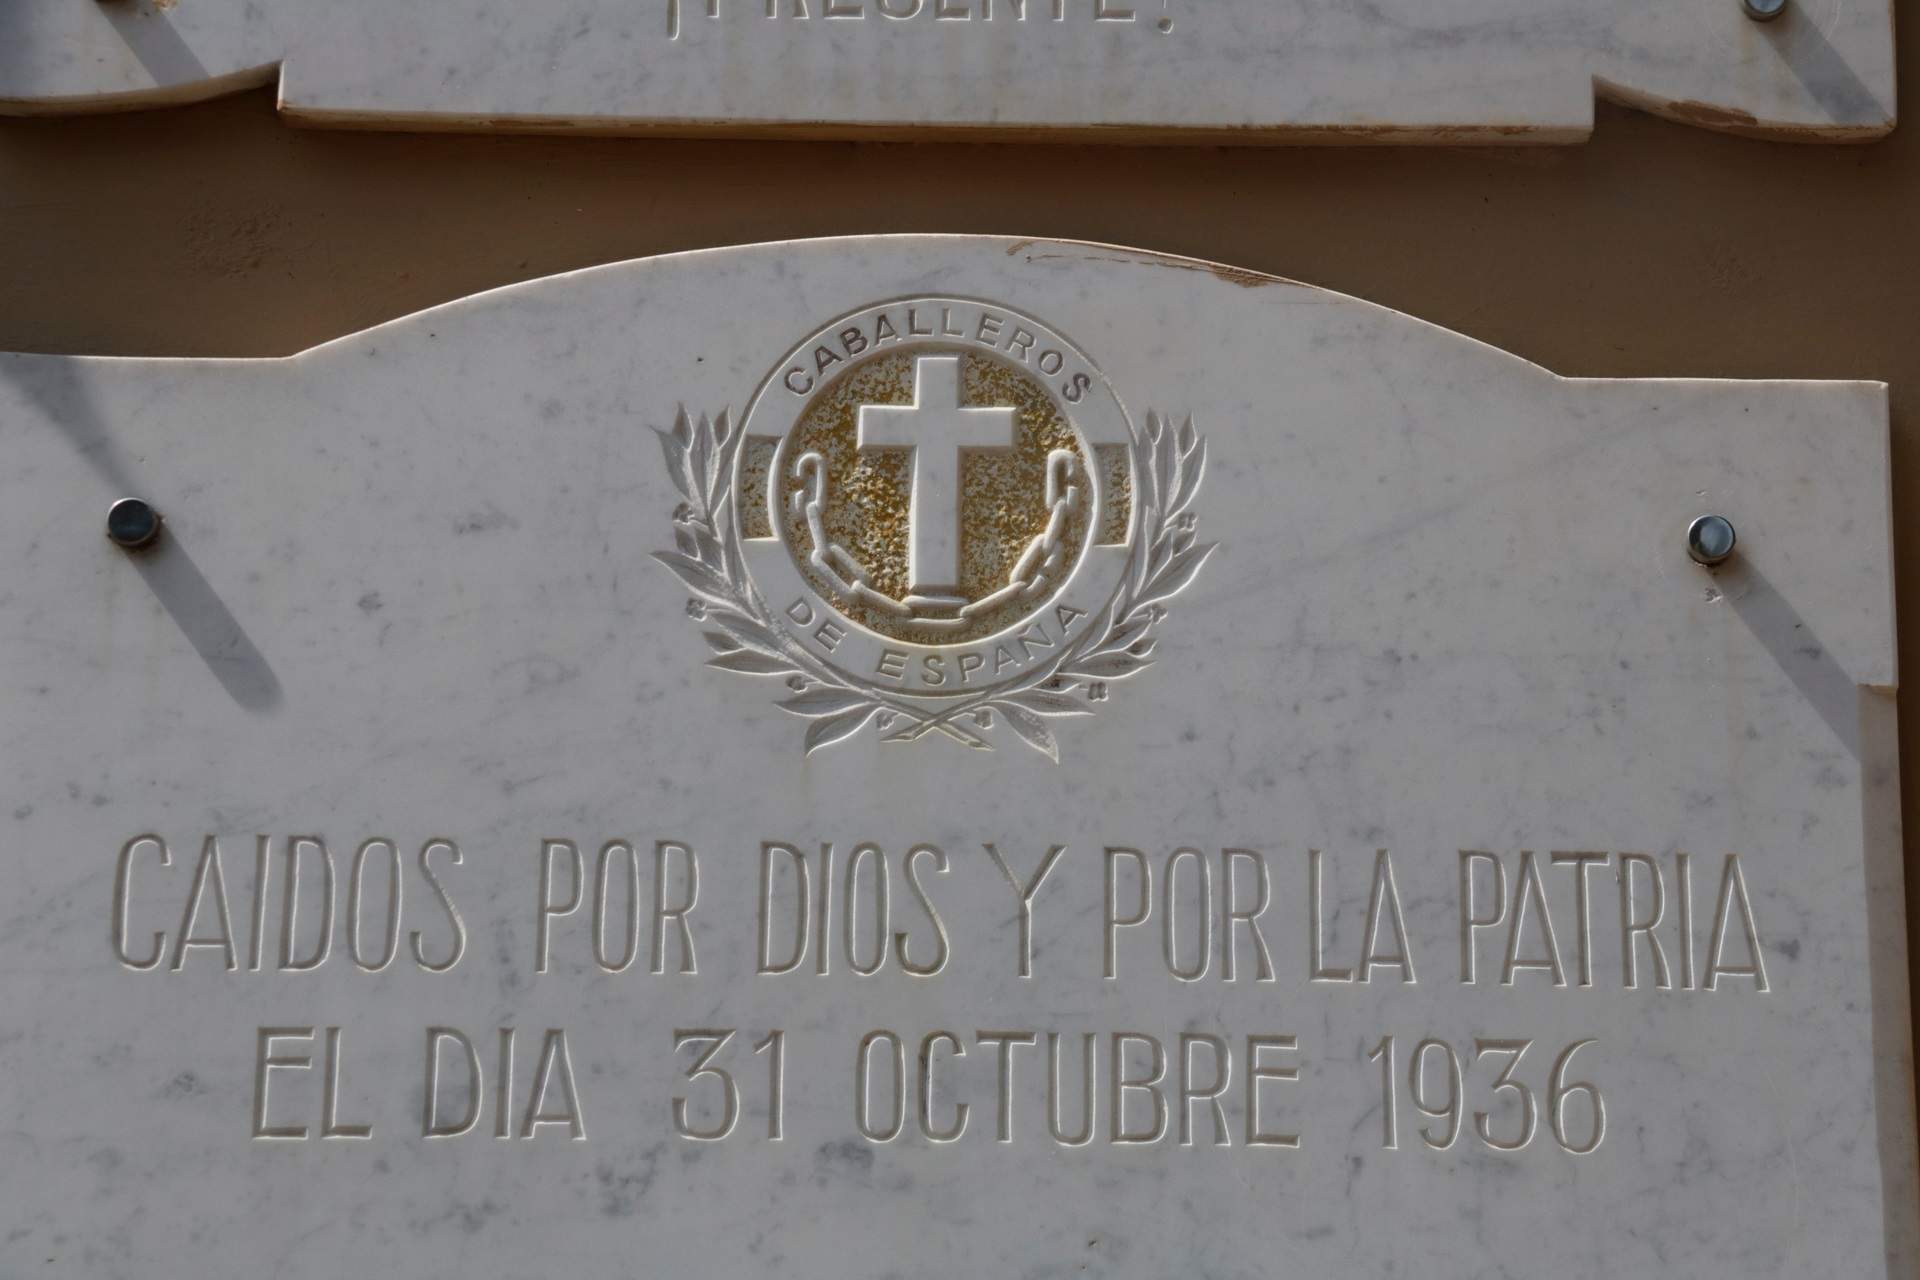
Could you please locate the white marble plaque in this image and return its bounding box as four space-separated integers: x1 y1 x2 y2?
0 236 1912 1276
0 0 1895 141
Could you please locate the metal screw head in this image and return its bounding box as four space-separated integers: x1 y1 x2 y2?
105 497 163 551
1742 0 1787 21
1687 514 1737 567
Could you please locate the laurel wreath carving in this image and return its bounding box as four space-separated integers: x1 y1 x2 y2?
652 404 1215 761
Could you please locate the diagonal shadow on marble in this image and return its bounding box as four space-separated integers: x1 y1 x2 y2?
0 236 1908 1279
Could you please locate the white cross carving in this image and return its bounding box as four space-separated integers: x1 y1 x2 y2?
856 354 1018 594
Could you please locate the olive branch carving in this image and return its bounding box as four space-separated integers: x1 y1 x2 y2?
651 405 1215 760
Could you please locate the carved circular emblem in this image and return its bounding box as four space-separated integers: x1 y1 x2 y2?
654 297 1215 759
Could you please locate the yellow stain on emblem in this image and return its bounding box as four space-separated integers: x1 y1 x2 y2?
778 348 1110 645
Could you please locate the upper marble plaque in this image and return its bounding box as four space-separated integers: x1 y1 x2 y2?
0 236 1912 1277
0 0 1895 141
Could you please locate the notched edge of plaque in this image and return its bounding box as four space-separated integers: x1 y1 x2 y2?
1598 78 1897 145
63 86 1904 146
0 6 1898 145
0 63 278 118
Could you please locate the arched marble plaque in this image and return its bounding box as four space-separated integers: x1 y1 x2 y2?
0 237 1910 1276
0 0 1895 142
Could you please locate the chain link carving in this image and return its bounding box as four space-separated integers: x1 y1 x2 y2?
653 404 1214 760
789 446 1085 633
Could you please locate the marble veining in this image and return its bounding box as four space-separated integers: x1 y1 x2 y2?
0 237 1910 1277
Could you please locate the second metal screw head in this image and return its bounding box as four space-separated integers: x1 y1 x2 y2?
1742 0 1787 21
106 497 163 551
1687 514 1738 567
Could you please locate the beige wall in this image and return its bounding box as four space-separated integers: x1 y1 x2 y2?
4 34 1919 1029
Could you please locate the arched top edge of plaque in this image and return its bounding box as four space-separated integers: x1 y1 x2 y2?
0 233 1895 708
